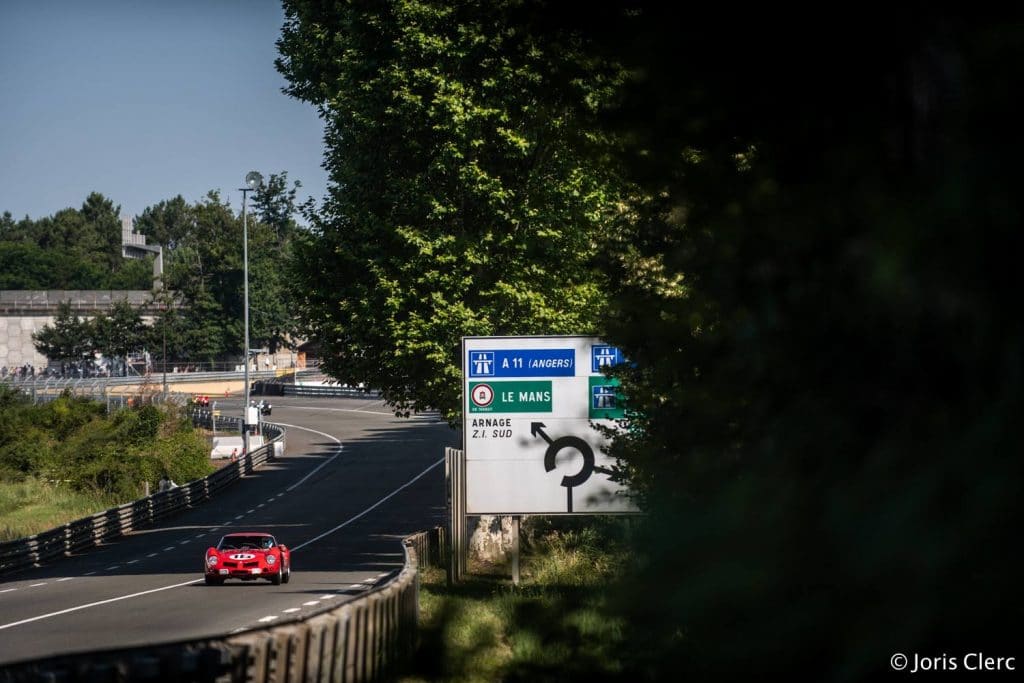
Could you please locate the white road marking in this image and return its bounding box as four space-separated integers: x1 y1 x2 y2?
348 584 365 590
178 540 189 544
56 578 73 582
286 406 397 416
1 589 17 593
257 616 278 623
247 509 255 513
126 560 139 565
0 579 203 631
319 595 336 600
282 608 301 613
230 627 247 634
30 583 46 587
272 423 344 492
147 553 157 558
302 601 320 606
233 515 243 520
256 503 265 508
84 571 96 576
291 459 445 553
106 566 120 571
195 534 205 539
163 547 175 551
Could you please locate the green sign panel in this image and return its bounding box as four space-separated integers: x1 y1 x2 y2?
469 380 552 413
589 376 625 419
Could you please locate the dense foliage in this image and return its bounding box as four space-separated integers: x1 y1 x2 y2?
0 193 151 290
279 3 1020 680
278 0 625 421
0 386 211 502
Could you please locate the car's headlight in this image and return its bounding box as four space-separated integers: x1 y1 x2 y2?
266 554 276 565
207 555 218 566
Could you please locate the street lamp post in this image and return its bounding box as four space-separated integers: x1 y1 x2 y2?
240 171 264 455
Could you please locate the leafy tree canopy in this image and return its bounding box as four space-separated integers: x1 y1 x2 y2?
0 193 150 290
278 0 627 421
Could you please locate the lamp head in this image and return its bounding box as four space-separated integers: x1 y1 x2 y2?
245 171 264 190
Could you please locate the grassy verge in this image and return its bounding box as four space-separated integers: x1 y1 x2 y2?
403 519 633 682
0 477 114 542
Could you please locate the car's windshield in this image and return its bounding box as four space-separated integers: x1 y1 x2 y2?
218 535 274 550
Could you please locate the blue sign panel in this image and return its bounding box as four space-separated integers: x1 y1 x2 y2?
591 345 625 373
468 349 575 377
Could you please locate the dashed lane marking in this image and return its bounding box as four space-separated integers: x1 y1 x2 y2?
56 578 73 582
302 601 320 606
273 423 344 493
257 616 278 623
1 589 18 593
291 458 444 552
30 583 46 587
282 608 300 613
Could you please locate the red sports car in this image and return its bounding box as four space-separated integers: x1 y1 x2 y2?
204 532 291 585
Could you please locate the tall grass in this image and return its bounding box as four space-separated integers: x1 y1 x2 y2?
0 477 113 542
406 518 634 682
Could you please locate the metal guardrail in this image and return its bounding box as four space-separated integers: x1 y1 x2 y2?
282 384 381 398
0 414 283 578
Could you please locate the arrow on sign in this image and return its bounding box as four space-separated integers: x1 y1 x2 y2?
530 422 553 445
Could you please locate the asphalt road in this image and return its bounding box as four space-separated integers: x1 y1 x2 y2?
0 396 458 665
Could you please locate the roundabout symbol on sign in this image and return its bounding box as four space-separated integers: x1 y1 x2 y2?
531 422 614 512
471 383 494 408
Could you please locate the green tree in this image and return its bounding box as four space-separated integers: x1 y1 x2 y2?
92 300 146 364
134 195 196 252
32 302 94 363
0 194 150 289
278 0 626 420
574 7 1024 680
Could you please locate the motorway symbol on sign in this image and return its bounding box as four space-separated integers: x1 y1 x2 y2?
588 376 625 419
532 422 614 513
469 351 495 376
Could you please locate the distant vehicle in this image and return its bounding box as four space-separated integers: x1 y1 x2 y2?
204 532 290 585
260 400 272 416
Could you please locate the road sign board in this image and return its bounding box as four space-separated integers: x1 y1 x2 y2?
462 336 637 515
468 380 552 413
468 348 575 377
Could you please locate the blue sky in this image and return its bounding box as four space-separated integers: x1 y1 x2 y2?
0 0 327 222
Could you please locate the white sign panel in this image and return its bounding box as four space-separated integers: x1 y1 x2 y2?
463 335 637 515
